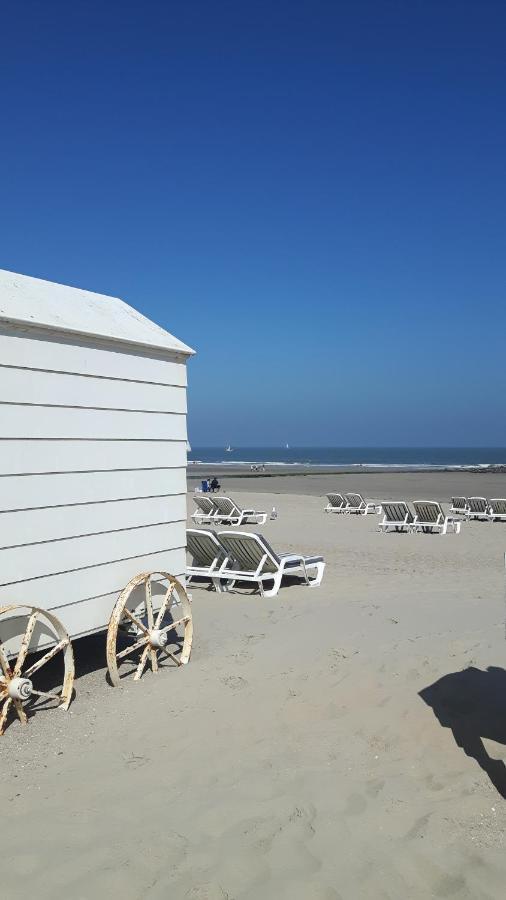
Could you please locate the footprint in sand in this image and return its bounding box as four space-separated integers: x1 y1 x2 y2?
433 873 469 898
228 650 252 666
257 883 343 900
405 812 431 840
123 753 150 769
424 773 446 792
184 885 229 900
365 778 385 798
244 633 265 644
221 675 248 691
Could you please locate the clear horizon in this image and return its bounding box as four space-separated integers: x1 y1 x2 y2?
190 445 506 449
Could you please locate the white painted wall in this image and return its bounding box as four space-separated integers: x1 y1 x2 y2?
0 323 190 644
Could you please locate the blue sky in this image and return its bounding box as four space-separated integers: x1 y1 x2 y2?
1 1 505 446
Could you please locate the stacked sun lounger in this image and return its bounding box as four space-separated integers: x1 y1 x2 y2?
378 500 461 534
488 499 506 521
466 497 489 520
187 528 229 591
449 497 506 522
324 492 379 515
186 528 325 597
192 495 267 526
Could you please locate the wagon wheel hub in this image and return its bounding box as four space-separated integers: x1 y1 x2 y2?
0 676 34 701
148 629 168 650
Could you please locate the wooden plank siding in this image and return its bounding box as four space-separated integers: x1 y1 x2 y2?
0 325 190 640
0 440 186 475
0 494 187 548
0 468 187 510
1 406 187 440
0 327 188 384
0 366 187 412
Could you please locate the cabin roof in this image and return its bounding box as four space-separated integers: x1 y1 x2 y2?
0 269 194 357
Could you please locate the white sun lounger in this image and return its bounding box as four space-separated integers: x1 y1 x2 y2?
466 497 489 520
412 501 461 534
378 501 414 533
324 493 347 513
450 497 468 515
212 496 267 526
217 530 325 597
488 499 506 521
344 492 379 515
191 495 217 524
186 528 229 591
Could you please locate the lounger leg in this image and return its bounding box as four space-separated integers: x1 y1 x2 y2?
260 572 283 597
307 561 325 587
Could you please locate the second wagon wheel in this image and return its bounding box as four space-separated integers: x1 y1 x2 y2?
106 572 193 686
0 605 75 736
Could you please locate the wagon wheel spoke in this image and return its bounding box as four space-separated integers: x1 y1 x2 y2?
0 697 13 735
13 699 27 725
162 647 182 667
150 649 159 673
154 583 175 629
30 689 62 702
116 635 149 661
0 644 12 679
122 607 149 637
24 638 68 678
145 578 154 630
13 611 38 677
160 617 189 635
133 645 150 681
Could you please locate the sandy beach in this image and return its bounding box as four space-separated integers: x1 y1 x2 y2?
2 474 506 899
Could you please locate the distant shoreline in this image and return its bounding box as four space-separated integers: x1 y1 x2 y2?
188 462 506 479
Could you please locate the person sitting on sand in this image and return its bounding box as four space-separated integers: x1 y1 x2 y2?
210 476 220 492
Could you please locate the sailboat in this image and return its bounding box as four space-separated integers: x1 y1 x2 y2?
186 440 192 453
225 444 233 452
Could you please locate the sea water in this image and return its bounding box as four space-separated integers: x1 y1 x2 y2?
188 447 506 469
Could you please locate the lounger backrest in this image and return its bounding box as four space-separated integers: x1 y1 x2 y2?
186 529 225 567
489 498 506 515
327 493 345 507
451 497 466 510
345 492 363 508
382 501 413 523
218 531 279 574
194 495 215 514
213 496 239 517
413 501 443 523
468 497 488 513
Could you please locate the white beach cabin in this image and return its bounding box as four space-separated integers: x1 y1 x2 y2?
0 269 194 724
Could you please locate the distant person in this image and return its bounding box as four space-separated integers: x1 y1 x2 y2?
210 476 220 492
201 479 209 493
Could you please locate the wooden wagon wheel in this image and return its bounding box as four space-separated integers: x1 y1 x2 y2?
106 572 193 686
0 605 74 736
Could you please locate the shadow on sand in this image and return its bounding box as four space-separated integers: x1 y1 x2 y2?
420 666 506 797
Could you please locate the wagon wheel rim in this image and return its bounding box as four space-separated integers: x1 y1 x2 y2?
106 572 193 687
0 605 75 736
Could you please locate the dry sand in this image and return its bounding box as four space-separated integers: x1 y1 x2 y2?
2 475 506 899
